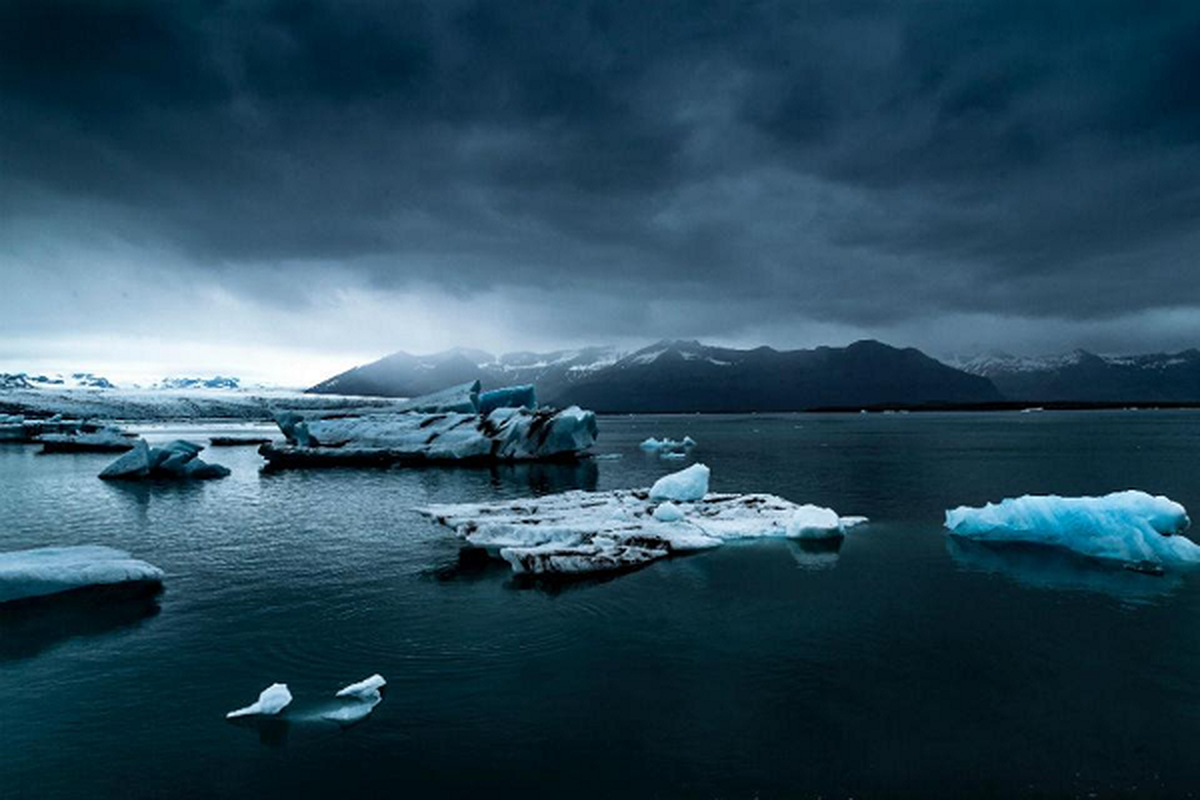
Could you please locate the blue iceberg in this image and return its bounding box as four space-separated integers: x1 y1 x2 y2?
944 490 1200 568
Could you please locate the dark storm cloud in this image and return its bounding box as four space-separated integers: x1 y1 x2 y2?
3 0 1200 350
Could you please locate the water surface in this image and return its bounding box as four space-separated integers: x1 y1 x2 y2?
3 412 1200 798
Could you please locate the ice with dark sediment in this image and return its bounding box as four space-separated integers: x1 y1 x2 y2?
419 463 862 577
261 382 597 468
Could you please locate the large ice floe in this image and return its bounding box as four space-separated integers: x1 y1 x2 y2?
99 439 231 480
259 380 597 468
419 463 862 577
944 491 1200 569
0 546 164 604
38 423 135 452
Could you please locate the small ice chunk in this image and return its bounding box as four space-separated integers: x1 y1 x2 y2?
639 436 696 452
653 501 685 522
226 683 293 719
650 463 710 502
945 491 1200 567
786 505 845 539
335 674 387 699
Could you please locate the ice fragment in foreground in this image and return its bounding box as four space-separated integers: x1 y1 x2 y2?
226 683 293 719
944 490 1199 567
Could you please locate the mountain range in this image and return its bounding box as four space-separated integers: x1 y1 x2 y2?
948 349 1200 402
309 339 1004 412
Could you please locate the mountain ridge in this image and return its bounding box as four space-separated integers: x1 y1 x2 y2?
309 339 1005 412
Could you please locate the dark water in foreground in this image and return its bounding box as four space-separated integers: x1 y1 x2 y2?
4 412 1200 799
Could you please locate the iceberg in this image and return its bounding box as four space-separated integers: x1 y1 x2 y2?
261 404 598 468
478 384 536 414
0 546 164 604
944 491 1200 568
226 683 293 719
395 380 481 414
419 465 859 577
650 463 710 502
99 439 231 480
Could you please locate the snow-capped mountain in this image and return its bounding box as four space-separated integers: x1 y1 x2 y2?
309 346 627 401
948 349 1200 401
152 376 242 390
0 372 116 390
310 339 1003 411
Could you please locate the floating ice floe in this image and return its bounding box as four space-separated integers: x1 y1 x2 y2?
38 423 136 453
322 674 388 725
260 383 597 468
0 545 164 604
226 683 293 719
419 463 862 577
99 439 231 480
944 490 1200 569
639 436 697 454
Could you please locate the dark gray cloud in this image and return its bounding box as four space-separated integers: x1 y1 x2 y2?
3 0 1200 370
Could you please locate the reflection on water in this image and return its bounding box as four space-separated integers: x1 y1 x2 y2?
0 588 162 662
788 538 843 571
945 536 1184 605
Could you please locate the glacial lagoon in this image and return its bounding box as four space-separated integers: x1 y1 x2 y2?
5 411 1200 798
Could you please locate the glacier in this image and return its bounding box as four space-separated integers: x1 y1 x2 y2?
944 491 1200 568
0 546 164 604
419 464 861 577
99 439 231 480
226 683 293 719
261 383 597 468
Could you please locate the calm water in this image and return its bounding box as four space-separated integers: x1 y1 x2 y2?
4 412 1200 799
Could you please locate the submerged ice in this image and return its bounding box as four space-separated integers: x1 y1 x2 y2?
420 463 861 576
944 490 1199 567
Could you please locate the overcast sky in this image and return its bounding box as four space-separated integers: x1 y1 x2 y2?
3 1 1199 384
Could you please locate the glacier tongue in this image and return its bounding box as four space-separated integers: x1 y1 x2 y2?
944 490 1199 567
419 464 859 577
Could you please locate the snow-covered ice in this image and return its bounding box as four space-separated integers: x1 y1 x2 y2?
226 683 293 719
944 491 1199 567
394 380 481 414
419 464 860 577
99 439 231 480
650 463 710 502
0 546 164 604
